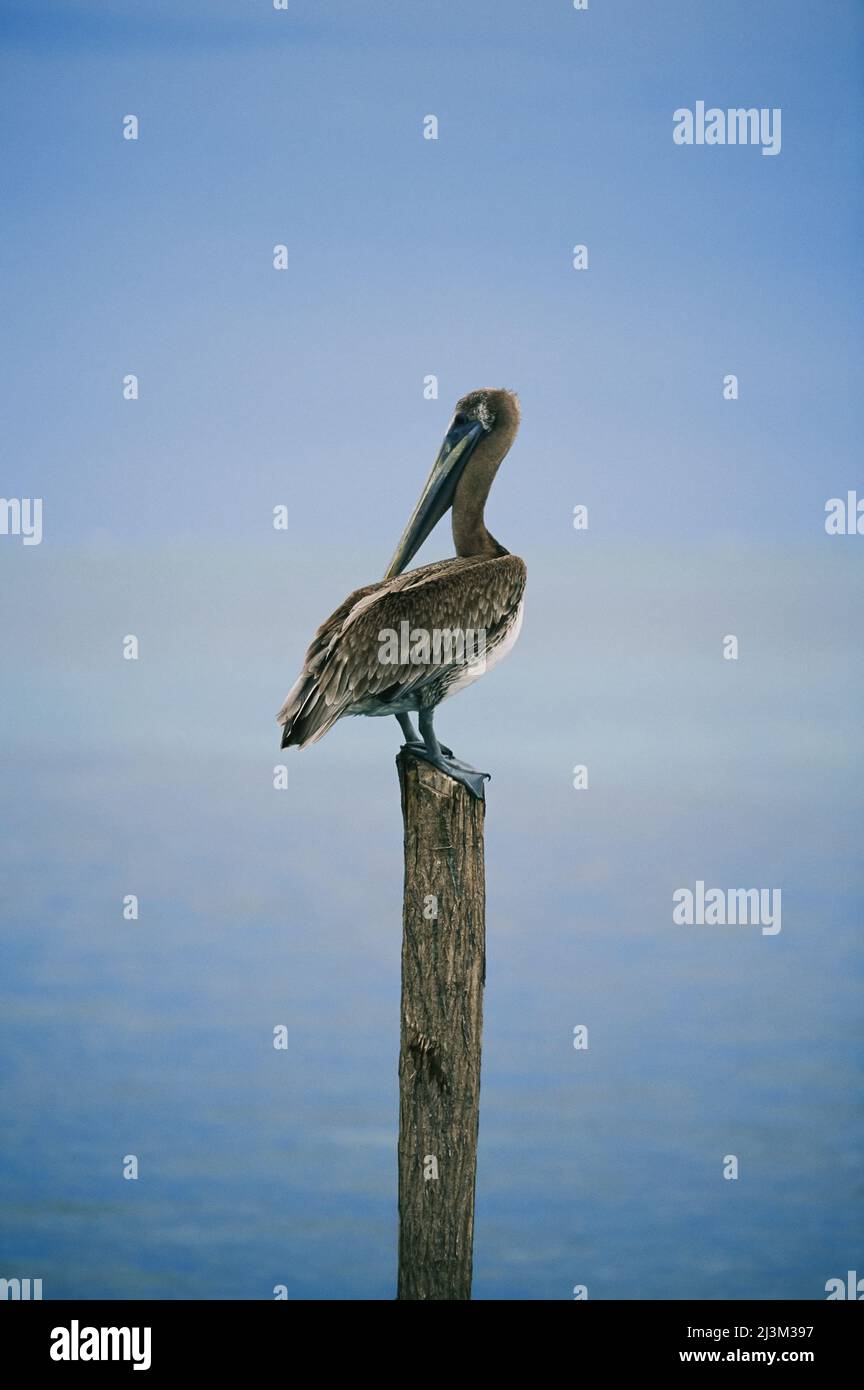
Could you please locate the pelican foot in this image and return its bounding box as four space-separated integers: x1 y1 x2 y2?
400 739 454 757
403 744 490 800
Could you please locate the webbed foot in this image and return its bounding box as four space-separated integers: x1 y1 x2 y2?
403 744 490 800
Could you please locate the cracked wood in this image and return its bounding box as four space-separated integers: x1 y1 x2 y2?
396 750 486 1301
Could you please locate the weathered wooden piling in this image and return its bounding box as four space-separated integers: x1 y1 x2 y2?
395 750 486 1301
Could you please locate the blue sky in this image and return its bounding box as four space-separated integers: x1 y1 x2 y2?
1 0 862 551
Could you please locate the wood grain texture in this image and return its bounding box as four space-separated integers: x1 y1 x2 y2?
396 750 486 1301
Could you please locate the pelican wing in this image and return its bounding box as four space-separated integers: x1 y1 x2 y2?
277 554 526 749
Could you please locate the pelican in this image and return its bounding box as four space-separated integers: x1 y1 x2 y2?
276 388 525 798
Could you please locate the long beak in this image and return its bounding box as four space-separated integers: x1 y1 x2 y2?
384 421 483 579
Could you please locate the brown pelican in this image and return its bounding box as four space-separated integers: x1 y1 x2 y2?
276 388 525 798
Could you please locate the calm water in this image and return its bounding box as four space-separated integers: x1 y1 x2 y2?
1 541 861 1299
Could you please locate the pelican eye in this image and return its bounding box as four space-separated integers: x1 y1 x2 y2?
453 412 466 427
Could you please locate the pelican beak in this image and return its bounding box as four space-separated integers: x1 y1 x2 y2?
384 420 483 578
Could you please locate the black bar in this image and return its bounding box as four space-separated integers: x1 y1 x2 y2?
2 1298 859 1375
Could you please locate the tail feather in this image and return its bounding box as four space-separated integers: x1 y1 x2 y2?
277 675 342 750
275 673 307 730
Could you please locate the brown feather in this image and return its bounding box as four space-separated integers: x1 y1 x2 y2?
278 555 526 749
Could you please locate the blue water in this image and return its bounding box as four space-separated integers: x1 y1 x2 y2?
1 541 860 1299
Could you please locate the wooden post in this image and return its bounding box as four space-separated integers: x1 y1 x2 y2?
395 750 487 1301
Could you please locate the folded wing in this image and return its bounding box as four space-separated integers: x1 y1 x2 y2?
277 555 526 749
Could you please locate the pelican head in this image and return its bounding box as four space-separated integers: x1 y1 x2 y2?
385 388 520 579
